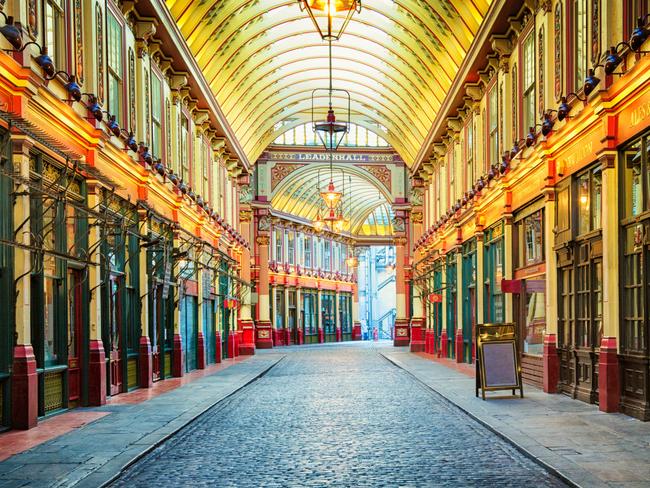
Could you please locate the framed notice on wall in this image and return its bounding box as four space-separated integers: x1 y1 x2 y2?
475 323 523 400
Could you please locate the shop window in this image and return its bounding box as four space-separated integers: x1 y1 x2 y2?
201 139 209 201
274 228 283 262
521 29 536 135
570 0 588 92
484 224 504 323
180 115 190 183
465 117 474 192
577 167 602 235
304 235 312 268
488 85 499 169
107 10 124 123
324 240 331 270
151 73 163 158
44 0 66 71
523 286 546 355
275 287 284 328
623 141 645 217
520 209 544 266
287 231 295 265
302 292 316 336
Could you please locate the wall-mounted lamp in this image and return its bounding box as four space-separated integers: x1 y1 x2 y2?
85 95 103 121
541 112 555 136
630 14 650 51
106 115 121 137
583 69 601 96
0 13 22 50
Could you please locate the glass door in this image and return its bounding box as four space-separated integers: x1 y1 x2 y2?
67 269 83 406
108 275 123 396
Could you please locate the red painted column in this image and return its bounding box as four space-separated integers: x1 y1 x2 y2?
393 236 410 346
318 328 325 343
228 331 237 358
215 331 222 363
440 329 448 358
599 337 620 412
87 340 107 406
172 334 184 377
455 329 464 363
336 327 342 342
284 327 291 346
197 332 206 369
255 235 273 349
139 336 153 388
543 333 560 393
11 345 38 429
410 318 425 352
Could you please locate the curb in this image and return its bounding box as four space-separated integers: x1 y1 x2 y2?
379 351 581 488
88 356 285 488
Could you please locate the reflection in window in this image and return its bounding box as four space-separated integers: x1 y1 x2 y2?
524 291 546 355
624 144 642 217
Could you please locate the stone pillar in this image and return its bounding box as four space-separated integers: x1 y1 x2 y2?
455 250 464 363
317 288 324 343
393 236 410 346
84 181 107 407
238 209 255 355
296 286 303 345
503 215 514 323
599 152 620 412
196 258 206 369
352 282 362 341
138 211 153 388
11 139 38 428
172 231 184 377
409 288 425 352
543 191 560 393
255 235 273 348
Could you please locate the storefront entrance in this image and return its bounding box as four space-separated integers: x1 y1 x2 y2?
67 269 83 406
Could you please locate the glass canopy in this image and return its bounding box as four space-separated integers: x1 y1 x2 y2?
167 0 490 165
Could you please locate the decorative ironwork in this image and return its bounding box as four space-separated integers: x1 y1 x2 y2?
43 371 63 413
96 2 104 103
591 0 600 65
356 164 391 191
27 0 37 38
144 69 150 146
554 2 562 101
538 26 545 117
511 63 517 140
271 163 305 191
74 0 84 84
129 49 136 134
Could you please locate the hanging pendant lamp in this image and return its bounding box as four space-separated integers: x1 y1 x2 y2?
298 0 361 42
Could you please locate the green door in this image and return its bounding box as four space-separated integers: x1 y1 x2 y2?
462 239 477 363
182 296 197 372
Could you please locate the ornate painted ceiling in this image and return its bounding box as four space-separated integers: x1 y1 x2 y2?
167 0 491 166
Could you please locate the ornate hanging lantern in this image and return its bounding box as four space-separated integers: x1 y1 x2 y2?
298 0 361 42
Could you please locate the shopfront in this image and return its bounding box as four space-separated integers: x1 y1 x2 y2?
555 163 603 403
100 190 140 397
619 131 650 419
148 218 175 381
322 290 336 342
431 259 443 355
274 285 285 346
302 289 318 344
288 289 297 344
514 201 547 388
461 239 477 362
484 222 505 324
339 293 353 341
445 251 457 359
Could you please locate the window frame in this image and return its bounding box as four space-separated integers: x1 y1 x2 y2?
106 5 125 124
520 23 536 139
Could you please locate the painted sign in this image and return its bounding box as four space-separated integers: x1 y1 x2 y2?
268 151 396 163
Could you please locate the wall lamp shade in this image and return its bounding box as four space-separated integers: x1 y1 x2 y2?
34 47 55 78
64 75 82 102
298 0 361 41
525 127 537 147
107 115 121 138
0 15 22 50
557 96 570 121
604 46 623 75
630 16 650 51
86 96 103 121
583 69 600 96
125 132 138 152
509 141 521 159
140 146 153 165
541 113 555 136
320 180 342 209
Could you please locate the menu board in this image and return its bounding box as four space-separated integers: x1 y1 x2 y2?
475 323 523 400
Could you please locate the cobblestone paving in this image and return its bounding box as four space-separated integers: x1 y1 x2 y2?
111 344 567 487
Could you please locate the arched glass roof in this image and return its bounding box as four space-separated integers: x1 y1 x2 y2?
271 164 394 236
167 0 491 165
273 122 390 147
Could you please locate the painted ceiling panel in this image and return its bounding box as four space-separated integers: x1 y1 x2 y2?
167 0 490 165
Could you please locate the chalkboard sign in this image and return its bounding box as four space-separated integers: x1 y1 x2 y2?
475 323 523 400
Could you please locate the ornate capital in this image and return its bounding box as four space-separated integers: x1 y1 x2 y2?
239 209 253 222
256 236 270 246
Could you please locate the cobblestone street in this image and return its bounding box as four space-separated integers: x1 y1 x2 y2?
111 343 565 487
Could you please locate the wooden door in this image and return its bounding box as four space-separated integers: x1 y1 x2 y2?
109 276 123 395
67 269 82 406
151 285 163 382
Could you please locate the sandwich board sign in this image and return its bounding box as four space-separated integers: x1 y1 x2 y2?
475 323 524 400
